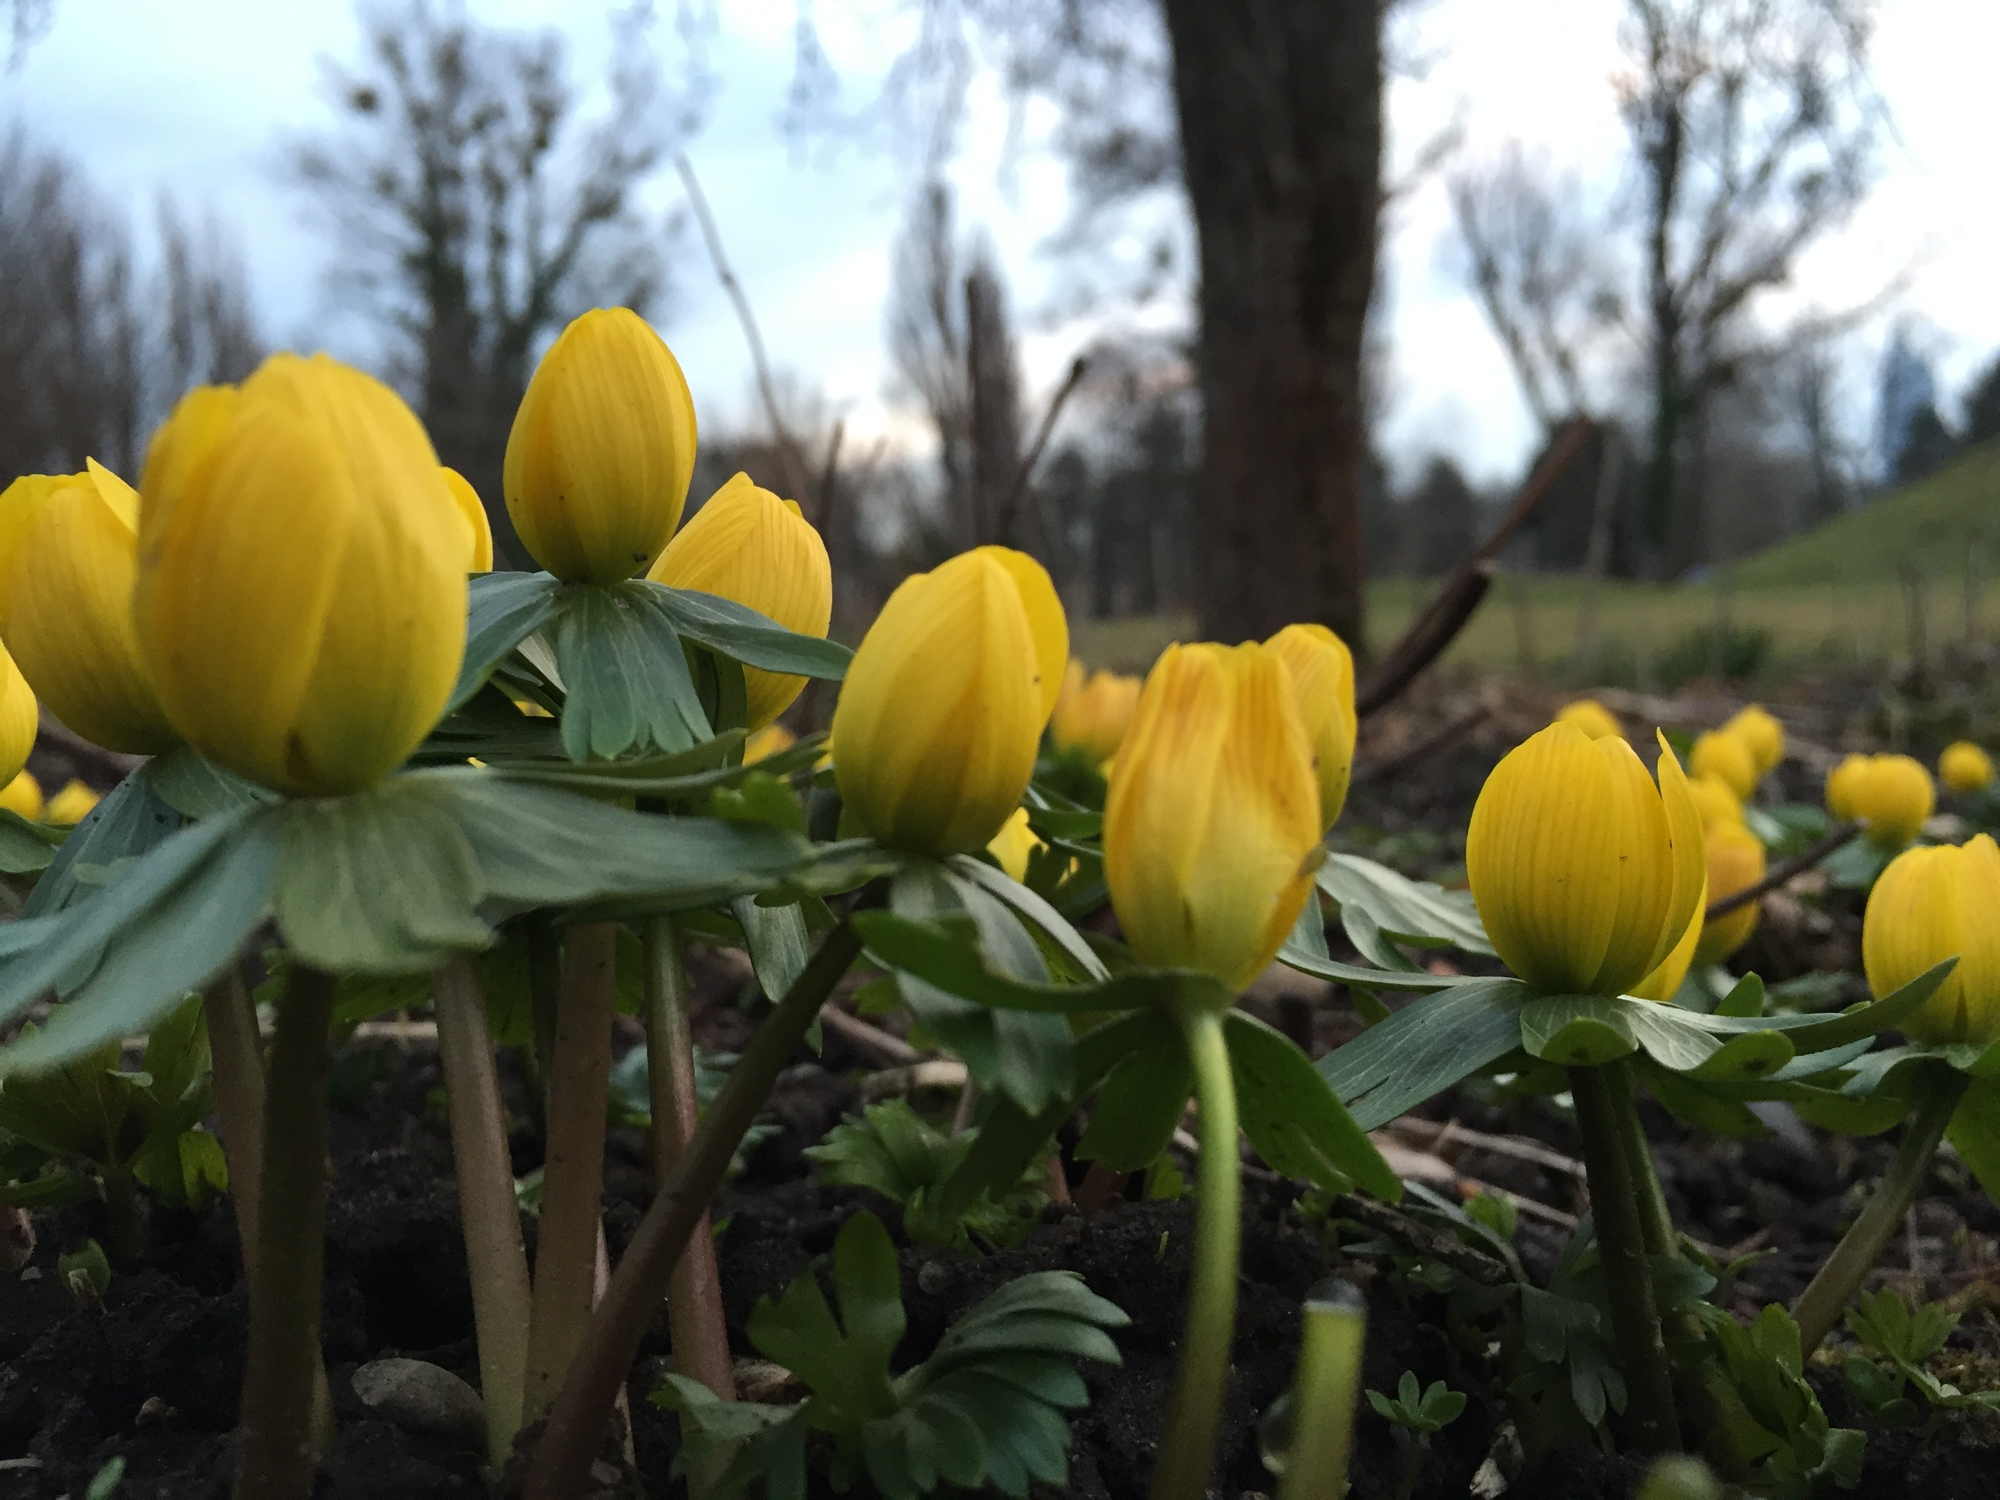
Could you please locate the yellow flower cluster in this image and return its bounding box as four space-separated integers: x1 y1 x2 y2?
1826 753 1934 849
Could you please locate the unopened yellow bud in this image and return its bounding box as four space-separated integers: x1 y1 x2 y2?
1939 741 1995 795
1266 623 1358 832
0 639 37 788
1555 699 1622 740
1828 753 1933 848
1724 705 1784 775
1049 661 1142 764
0 769 41 821
1687 773 1742 830
1690 729 1757 800
1630 901 1701 1003
1694 821 1766 966
44 778 99 825
1863 834 2000 1045
439 467 494 572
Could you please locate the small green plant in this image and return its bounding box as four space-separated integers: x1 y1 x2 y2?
1840 1288 2000 1425
59 1238 112 1308
654 1210 1127 1498
805 1099 1047 1249
1366 1370 1466 1500
84 1456 126 1500
1653 620 1773 689
1698 1304 1864 1497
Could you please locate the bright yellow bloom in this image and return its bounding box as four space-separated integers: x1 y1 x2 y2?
986 806 1046 883
831 547 1066 854
1467 724 1706 996
1863 834 2000 1045
0 463 177 752
1555 699 1622 740
744 723 796 763
1106 641 1321 992
1630 904 1701 1002
1687 773 1743 830
440 466 494 572
1690 729 1757 800
1826 754 1869 820
137 353 469 796
1694 821 1767 966
1265 623 1357 832
44 778 99 825
1724 705 1784 776
0 640 36 787
0 769 40 820
1939 741 1995 796
504 307 696 583
648 472 832 729
1828 753 1934 848
1049 661 1142 764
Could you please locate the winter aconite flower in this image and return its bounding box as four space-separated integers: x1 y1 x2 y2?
1630 907 1699 1003
0 463 177 752
1688 773 1743 830
831 546 1066 854
1725 705 1785 777
1826 753 1869 820
0 769 39 821
986 806 1046 883
744 724 796 764
504 307 697 583
44 778 99 825
1555 699 1621 740
1690 729 1757 800
1049 661 1142 764
1863 835 2000 1045
1694 821 1767 966
1466 723 1706 997
1266 622 1358 832
136 353 470 796
1827 753 1934 848
440 467 494 572
0 640 36 788
648 472 832 729
1939 741 1995 796
1105 641 1322 992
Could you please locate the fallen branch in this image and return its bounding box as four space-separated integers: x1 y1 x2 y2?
991 354 1090 547
1706 821 1861 920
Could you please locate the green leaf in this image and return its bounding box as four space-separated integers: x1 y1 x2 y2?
1075 1014 1189 1171
1225 1011 1400 1200
834 1210 907 1383
0 809 61 874
1317 979 1528 1130
448 569 563 711
22 762 185 918
945 854 1108 981
144 747 275 821
1275 946 1475 992
551 580 711 759
1519 996 1641 1066
1686 1030 1796 1083
1947 1079 2000 1204
649 581 852 681
734 895 810 1001
1317 854 1493 954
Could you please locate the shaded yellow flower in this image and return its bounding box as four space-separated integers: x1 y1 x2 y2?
0 639 36 787
1939 741 1995 796
744 723 796 764
1630 903 1701 1003
0 463 177 752
648 472 832 729
1694 821 1767 966
1555 699 1622 740
1828 753 1933 848
1049 661 1142 764
504 307 696 583
1863 834 2000 1045
1724 705 1784 776
1825 753 1869 820
831 547 1066 854
1467 724 1706 996
986 806 1045 883
1690 729 1757 800
137 353 468 796
1687 773 1743 830
0 769 41 820
440 466 494 572
1266 623 1357 832
44 778 99 825
1105 641 1321 992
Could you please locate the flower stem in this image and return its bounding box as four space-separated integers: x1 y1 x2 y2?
202 972 265 1276
1568 1063 1682 1454
233 964 336 1500
1277 1282 1367 1500
1150 1004 1241 1500
523 916 864 1500
1792 1064 1969 1358
434 957 534 1468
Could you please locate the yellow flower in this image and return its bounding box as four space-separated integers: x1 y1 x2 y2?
136 353 469 796
0 769 41 820
1555 699 1622 740
744 723 796 764
1939 741 1995 796
831 547 1066 853
647 473 833 729
1690 729 1757 800
1694 821 1767 966
0 639 36 787
1467 724 1706 996
986 806 1045 883
0 463 177 752
1863 834 2000 1045
1687 773 1743 830
1630 904 1701 1003
1049 661 1142 764
1825 753 1869 820
1725 705 1784 775
1828 753 1933 848
1266 623 1358 832
440 466 494 572
504 307 696 583
44 778 99 825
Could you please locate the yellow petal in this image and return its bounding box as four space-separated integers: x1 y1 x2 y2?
744 723 796 764
1687 774 1743 830
1266 623 1358 832
1854 754 1934 848
1631 900 1700 1002
1861 840 2000 1044
972 546 1068 723
440 466 494 572
1693 821 1766 966
0 639 36 786
1939 741 1995 795
985 806 1044 883
0 769 41 820
1554 699 1622 740
44 778 99 824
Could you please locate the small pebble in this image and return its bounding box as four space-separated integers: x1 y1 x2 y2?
351 1358 485 1450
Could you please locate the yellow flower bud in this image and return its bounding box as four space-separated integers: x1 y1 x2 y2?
1106 641 1321 990
44 778 99 825
1724 704 1784 775
1555 699 1622 740
647 473 833 729
1049 661 1142 764
0 463 177 753
986 806 1045 883
0 769 41 821
0 639 36 787
1693 821 1766 966
1467 724 1706 996
504 307 696 583
1265 623 1358 832
1687 773 1742 830
831 547 1066 854
1830 753 1934 848
1939 741 1995 796
744 723 797 764
440 466 494 572
1825 753 1868 820
1863 834 2000 1045
136 353 469 796
1690 729 1757 800
1630 901 1701 1003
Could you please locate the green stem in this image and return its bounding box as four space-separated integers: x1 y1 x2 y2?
1150 1004 1241 1500
203 973 266 1276
434 958 534 1469
1277 1283 1367 1500
1793 1066 1969 1358
525 921 620 1417
1605 1062 1678 1262
523 917 865 1500
233 964 336 1500
1568 1063 1682 1454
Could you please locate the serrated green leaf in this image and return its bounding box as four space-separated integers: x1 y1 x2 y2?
1226 1011 1400 1199
649 581 852 681
1317 979 1528 1129
551 580 710 759
448 570 564 711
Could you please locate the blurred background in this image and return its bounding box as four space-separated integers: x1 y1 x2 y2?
3 0 1993 691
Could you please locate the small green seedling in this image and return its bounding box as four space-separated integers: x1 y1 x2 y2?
60 1238 112 1308
1841 1288 2000 1426
1367 1371 1466 1500
84 1455 126 1500
805 1099 1046 1250
1699 1303 1864 1497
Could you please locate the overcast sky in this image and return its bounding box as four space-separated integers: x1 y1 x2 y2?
9 0 1996 489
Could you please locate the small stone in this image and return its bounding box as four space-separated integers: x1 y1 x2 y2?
135 1396 175 1427
351 1358 486 1449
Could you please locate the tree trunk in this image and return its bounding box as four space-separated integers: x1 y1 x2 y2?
1161 0 1382 654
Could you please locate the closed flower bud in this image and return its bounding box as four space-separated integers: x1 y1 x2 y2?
0 462 177 753
440 467 494 572
1467 724 1706 996
1266 623 1358 832
1863 834 2000 1045
1724 705 1784 775
1693 821 1767 965
0 769 40 820
1938 740 1995 795
504 307 696 583
1826 753 1869 820
0 640 35 787
1687 773 1743 830
648 472 832 728
1049 661 1142 764
1690 729 1757 800
831 547 1066 853
1630 903 1701 1003
1106 642 1321 991
1555 699 1622 740
744 723 796 764
44 778 99 825
1830 753 1934 848
986 806 1045 883
137 353 469 796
